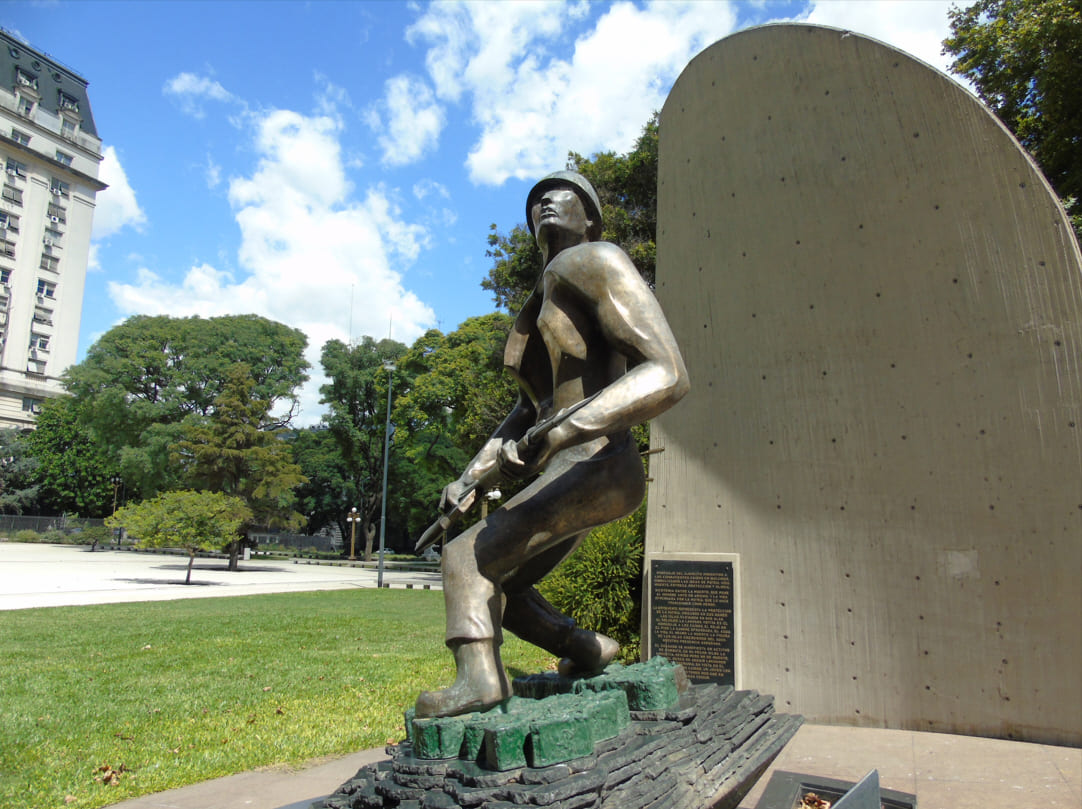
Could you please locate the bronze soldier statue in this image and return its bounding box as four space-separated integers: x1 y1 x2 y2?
416 170 689 718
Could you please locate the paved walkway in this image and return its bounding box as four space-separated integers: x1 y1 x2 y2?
5 543 1078 809
0 542 441 610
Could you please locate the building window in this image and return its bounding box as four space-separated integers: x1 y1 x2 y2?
0 269 11 285
58 93 79 113
60 119 75 139
21 397 43 414
11 129 30 146
43 228 61 246
29 333 49 351
0 239 13 259
15 68 38 90
46 203 65 224
18 97 34 117
0 212 17 233
55 150 72 167
36 279 56 298
2 185 22 205
39 254 58 272
32 306 53 325
5 159 26 179
50 178 70 197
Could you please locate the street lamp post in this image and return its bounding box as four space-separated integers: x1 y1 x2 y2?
346 506 359 561
111 475 123 547
377 360 395 589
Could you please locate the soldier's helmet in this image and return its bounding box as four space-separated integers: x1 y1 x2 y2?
526 170 603 242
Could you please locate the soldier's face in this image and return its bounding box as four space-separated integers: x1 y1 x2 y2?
531 187 590 241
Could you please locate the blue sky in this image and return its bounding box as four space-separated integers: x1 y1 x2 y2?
2 1 960 424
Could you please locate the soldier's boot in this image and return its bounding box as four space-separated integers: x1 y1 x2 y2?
503 586 620 677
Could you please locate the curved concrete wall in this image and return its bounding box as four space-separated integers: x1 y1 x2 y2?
647 24 1081 746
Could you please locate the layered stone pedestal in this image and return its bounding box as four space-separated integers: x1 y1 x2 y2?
315 660 802 809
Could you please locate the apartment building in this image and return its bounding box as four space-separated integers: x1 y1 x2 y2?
0 30 104 428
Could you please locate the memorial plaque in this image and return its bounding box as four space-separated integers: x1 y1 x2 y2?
650 559 735 685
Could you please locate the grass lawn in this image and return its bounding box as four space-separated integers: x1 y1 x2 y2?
0 589 553 809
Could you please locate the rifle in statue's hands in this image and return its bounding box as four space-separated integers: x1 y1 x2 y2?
414 392 600 554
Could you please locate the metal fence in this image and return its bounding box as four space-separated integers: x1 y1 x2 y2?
248 531 340 553
0 514 106 535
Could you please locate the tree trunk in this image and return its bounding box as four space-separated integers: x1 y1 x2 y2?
228 539 240 571
185 549 195 585
362 523 376 563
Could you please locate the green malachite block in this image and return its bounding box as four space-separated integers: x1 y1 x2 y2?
462 709 513 761
403 707 416 743
575 657 679 711
588 689 631 738
411 715 467 760
412 660 675 768
483 720 529 770
527 709 594 768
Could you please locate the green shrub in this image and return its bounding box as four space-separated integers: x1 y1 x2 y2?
538 503 645 663
41 528 71 544
13 529 41 543
79 525 114 547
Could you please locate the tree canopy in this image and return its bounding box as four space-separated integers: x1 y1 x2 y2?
62 314 309 499
24 397 117 516
944 0 1082 233
319 336 408 559
107 490 252 584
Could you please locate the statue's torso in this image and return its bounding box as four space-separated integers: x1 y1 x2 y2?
505 243 628 422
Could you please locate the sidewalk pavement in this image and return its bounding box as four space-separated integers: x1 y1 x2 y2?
0 542 441 610
5 542 1078 809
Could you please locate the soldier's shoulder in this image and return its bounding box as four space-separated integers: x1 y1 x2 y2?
548 241 638 285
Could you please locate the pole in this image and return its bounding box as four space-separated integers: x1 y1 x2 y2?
348 506 357 561
377 362 394 589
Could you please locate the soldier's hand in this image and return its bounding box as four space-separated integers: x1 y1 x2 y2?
496 438 543 481
440 479 475 513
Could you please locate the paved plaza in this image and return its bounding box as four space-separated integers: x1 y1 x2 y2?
0 542 441 611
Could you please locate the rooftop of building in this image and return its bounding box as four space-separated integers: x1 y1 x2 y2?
0 28 97 138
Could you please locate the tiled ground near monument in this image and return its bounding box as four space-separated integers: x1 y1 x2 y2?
315 660 801 809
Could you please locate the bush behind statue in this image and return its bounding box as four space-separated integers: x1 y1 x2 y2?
538 502 645 663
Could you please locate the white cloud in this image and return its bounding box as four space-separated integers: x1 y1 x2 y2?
369 74 445 165
109 96 435 425
91 146 146 242
404 0 738 184
205 154 222 188
802 1 958 76
163 71 236 118
413 179 450 200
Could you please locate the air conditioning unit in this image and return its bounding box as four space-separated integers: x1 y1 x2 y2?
43 239 53 247
49 216 59 223
5 168 16 176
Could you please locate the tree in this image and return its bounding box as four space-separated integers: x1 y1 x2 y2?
288 426 354 539
24 397 117 516
106 490 252 584
174 364 307 569
0 428 39 515
63 314 309 499
483 115 660 313
944 0 1082 235
319 336 408 560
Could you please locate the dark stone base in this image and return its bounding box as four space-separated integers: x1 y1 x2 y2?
314 684 802 809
